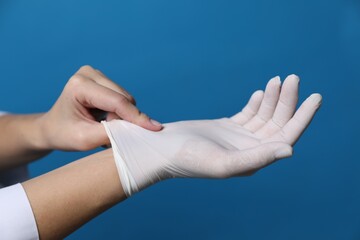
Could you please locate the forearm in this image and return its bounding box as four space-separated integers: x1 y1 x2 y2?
22 149 126 240
0 114 51 170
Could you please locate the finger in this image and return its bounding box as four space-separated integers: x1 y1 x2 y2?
255 74 299 138
243 76 281 132
230 90 264 125
77 65 136 104
221 142 293 177
94 69 136 105
106 112 121 121
75 79 162 131
265 93 322 145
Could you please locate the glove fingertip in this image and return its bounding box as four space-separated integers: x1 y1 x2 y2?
274 144 293 159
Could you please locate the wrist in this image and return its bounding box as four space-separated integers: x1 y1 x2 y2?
24 113 53 151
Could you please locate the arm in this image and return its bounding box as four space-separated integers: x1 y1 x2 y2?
22 149 126 240
19 74 320 240
0 65 162 170
0 114 51 170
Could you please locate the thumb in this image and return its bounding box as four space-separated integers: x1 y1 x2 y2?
227 142 293 176
74 122 111 150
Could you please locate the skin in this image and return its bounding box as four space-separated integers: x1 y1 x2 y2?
102 75 321 196
22 149 126 240
0 65 161 239
0 69 321 239
0 65 162 170
0 114 52 170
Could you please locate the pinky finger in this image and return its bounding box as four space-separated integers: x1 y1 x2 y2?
231 90 264 125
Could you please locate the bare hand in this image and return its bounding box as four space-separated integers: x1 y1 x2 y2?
39 65 162 151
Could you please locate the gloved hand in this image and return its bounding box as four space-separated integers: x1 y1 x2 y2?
102 75 322 197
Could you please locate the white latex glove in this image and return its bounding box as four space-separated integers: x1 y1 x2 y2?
102 75 322 197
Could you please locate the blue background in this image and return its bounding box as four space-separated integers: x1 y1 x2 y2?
1 0 359 239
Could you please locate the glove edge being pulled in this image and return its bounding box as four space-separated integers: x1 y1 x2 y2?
102 120 139 197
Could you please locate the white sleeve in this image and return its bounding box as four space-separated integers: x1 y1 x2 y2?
0 183 39 240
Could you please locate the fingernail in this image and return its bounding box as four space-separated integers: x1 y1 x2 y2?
311 93 322 104
289 74 300 84
289 74 299 79
275 146 293 159
271 76 281 84
150 119 162 127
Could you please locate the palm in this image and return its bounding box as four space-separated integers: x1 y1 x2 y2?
165 75 321 178
103 75 322 196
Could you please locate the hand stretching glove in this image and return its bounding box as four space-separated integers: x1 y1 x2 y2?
102 75 322 197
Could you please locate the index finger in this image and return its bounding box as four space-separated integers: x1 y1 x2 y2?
75 79 163 131
76 65 136 105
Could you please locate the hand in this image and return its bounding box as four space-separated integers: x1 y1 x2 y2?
103 75 322 196
39 65 162 151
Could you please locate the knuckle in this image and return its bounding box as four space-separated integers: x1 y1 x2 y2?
139 112 149 120
130 112 148 125
79 65 94 72
68 74 87 87
114 97 139 120
128 95 136 105
115 95 130 107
